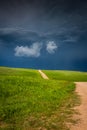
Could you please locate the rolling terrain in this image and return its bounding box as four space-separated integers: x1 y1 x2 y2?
0 67 85 130
43 70 87 82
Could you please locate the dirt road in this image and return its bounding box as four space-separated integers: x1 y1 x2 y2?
38 70 49 79
71 82 87 130
38 70 87 129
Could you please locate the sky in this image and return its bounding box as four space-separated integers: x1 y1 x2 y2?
0 0 87 71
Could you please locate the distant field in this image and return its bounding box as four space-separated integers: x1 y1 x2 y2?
43 70 87 81
0 67 41 78
0 67 79 130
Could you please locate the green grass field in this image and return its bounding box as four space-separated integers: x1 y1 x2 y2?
0 67 81 130
43 70 87 81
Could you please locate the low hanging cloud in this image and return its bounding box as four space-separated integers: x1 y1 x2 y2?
14 42 42 57
46 41 58 54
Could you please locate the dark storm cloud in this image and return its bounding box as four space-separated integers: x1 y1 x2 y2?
0 0 87 33
0 27 79 48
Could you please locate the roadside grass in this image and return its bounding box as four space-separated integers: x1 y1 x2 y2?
43 70 87 81
0 67 80 130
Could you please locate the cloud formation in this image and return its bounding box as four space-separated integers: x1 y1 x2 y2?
14 42 42 57
14 41 58 58
46 41 58 54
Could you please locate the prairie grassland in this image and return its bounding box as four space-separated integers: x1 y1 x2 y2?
0 67 79 130
43 70 87 81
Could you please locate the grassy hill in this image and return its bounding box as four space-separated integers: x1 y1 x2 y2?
0 67 80 130
43 70 87 81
